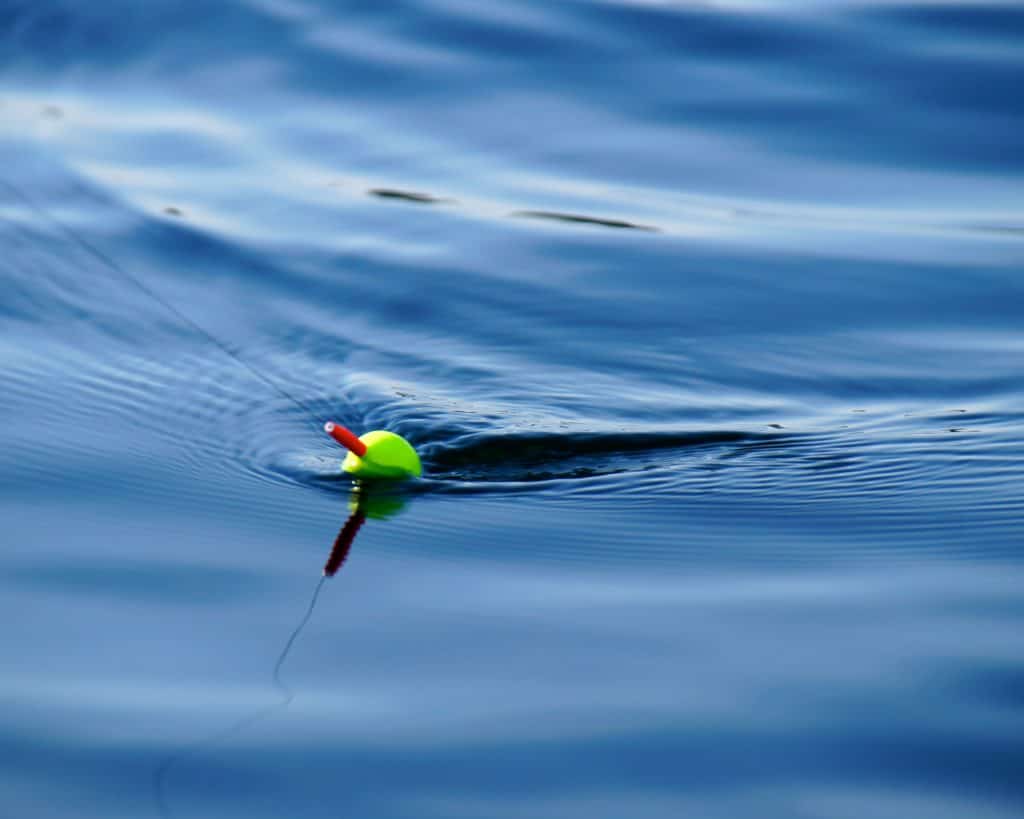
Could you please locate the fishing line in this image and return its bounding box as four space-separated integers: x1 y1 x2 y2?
153 575 328 819
2 173 376 816
0 177 326 433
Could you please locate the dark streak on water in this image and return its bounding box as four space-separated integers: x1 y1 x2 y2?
1 2 1023 818
368 188 449 205
513 210 657 231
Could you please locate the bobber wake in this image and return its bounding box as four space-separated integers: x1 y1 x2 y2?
324 421 422 479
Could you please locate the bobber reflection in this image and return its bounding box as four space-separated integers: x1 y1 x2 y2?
323 485 410 577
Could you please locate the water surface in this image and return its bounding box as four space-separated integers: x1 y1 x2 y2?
1 2 1023 817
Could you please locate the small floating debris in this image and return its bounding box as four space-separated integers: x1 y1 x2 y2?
40 105 63 119
368 188 446 204
163 206 184 217
512 210 656 231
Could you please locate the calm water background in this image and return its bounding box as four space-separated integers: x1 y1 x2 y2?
2 1 1023 817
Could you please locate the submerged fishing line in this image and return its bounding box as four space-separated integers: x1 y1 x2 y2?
0 177 325 432
152 575 328 819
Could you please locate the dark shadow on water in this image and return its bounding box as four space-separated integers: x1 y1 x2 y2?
425 430 759 465
420 429 771 480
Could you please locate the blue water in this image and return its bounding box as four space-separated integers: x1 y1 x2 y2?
2 2 1023 817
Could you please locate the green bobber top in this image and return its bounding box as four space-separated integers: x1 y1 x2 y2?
324 421 422 480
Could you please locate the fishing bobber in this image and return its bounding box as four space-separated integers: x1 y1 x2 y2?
324 421 422 479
